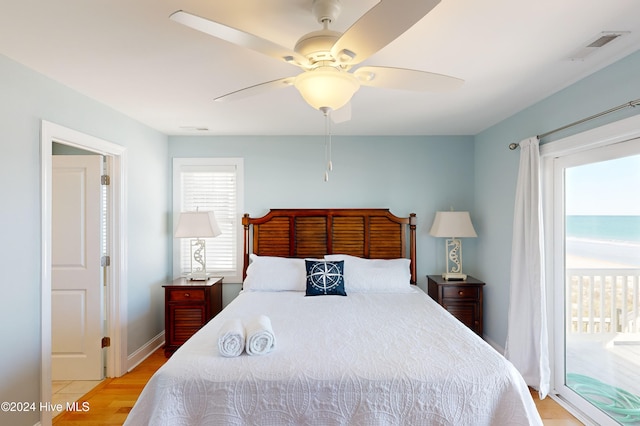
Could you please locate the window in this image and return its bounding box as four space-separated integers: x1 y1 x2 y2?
173 158 244 282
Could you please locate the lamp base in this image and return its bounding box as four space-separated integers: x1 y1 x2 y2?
185 272 211 281
442 272 467 281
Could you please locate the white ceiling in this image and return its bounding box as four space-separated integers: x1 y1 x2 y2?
2 0 639 136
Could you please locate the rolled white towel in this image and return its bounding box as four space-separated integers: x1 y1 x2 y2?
217 319 245 357
245 315 276 356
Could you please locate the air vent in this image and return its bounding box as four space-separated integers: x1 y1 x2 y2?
587 34 620 48
569 31 629 61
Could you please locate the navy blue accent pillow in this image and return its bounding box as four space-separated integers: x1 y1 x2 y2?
305 260 347 296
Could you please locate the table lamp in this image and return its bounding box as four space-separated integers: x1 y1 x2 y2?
174 210 222 280
429 211 477 281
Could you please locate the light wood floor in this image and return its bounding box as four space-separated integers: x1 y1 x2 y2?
52 349 167 425
531 389 583 426
53 348 583 425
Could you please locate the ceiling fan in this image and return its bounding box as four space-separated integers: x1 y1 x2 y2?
170 0 463 119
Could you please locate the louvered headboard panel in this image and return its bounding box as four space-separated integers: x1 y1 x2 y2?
242 209 417 283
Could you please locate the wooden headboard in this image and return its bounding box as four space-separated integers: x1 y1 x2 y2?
242 208 417 283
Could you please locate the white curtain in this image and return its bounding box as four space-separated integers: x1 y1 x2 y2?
505 137 550 398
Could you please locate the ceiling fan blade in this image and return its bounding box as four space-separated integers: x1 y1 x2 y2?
214 77 295 102
354 66 463 92
331 102 351 123
331 0 441 66
170 10 309 68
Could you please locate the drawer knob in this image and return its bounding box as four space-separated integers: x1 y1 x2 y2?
458 291 464 296
184 293 190 297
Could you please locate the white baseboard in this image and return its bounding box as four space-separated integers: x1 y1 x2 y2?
484 335 505 355
126 331 165 372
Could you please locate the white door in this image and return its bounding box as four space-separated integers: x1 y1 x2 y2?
52 155 103 381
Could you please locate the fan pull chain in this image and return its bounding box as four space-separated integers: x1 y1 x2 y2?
322 107 333 182
327 120 333 172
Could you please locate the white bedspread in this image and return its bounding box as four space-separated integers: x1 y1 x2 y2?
125 288 542 425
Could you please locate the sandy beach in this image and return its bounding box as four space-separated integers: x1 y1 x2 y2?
565 238 640 269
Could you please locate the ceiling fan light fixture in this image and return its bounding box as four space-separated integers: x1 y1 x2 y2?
294 66 360 111
171 1 457 116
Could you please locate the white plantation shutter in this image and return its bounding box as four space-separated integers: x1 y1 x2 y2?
173 158 244 281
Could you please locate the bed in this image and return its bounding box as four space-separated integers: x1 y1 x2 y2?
125 208 542 425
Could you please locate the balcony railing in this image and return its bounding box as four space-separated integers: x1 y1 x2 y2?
567 269 640 334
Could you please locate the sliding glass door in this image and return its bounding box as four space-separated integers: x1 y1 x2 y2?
550 137 640 425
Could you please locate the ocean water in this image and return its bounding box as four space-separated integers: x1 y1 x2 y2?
566 215 640 267
566 215 640 243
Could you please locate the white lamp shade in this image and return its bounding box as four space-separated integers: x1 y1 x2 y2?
429 211 477 238
294 66 360 111
174 211 222 238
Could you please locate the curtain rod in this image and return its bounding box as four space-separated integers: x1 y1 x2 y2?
508 98 640 150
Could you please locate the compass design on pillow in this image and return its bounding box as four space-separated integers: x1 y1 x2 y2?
305 260 345 296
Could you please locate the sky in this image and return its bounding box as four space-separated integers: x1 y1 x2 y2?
565 153 640 215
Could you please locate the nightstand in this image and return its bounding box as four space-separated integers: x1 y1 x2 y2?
427 275 485 336
163 276 223 357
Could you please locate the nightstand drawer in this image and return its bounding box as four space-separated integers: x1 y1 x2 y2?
168 288 205 301
442 286 479 300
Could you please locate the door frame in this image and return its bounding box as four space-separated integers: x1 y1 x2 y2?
40 121 128 424
541 113 640 425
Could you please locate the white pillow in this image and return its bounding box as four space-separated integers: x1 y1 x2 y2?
324 254 412 293
243 254 306 291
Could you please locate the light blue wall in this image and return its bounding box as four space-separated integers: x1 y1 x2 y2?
474 50 640 348
0 54 169 425
169 134 477 294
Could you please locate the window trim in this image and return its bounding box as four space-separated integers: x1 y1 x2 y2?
172 157 244 283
